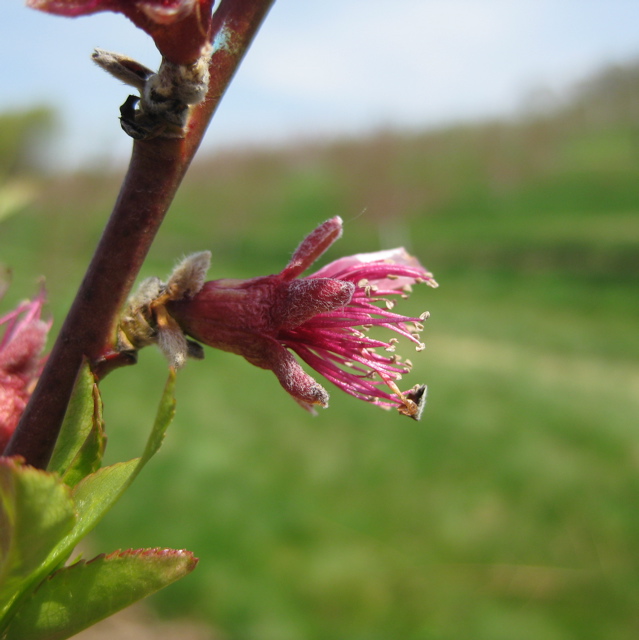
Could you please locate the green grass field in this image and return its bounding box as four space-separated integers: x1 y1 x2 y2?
1 63 638 639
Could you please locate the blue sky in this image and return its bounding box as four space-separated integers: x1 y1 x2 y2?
3 0 639 167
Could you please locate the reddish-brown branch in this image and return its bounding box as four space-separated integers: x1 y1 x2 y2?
6 0 275 468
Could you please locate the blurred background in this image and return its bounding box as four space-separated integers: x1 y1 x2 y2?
2 1 639 639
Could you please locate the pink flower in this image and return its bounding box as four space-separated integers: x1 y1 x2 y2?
27 0 216 64
0 288 51 452
166 217 438 419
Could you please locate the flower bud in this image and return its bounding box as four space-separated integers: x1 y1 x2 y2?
0 287 51 451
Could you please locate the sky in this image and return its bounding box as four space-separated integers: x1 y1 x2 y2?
3 0 639 168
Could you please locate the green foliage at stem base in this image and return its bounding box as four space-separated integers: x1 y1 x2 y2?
0 459 76 621
2 548 197 640
48 363 106 487
0 367 193 640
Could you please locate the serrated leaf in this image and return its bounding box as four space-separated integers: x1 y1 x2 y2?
48 363 105 482
0 371 179 636
0 459 76 621
63 459 140 549
4 548 198 640
46 370 177 567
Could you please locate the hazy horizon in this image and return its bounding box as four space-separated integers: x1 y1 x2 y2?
4 1 639 168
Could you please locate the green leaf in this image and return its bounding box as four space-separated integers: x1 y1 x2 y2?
62 460 140 550
0 459 76 622
46 370 177 567
0 371 179 636
3 548 198 640
140 367 176 467
48 363 106 483
60 385 106 489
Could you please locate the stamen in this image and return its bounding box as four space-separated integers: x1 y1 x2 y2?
384 377 405 402
397 398 418 418
356 279 373 297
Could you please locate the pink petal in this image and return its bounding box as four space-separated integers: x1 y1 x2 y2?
311 247 435 291
280 217 343 281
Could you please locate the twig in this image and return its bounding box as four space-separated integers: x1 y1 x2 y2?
6 0 276 468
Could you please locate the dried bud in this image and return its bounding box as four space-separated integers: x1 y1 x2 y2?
92 45 212 140
116 252 211 368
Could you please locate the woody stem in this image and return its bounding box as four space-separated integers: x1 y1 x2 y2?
6 0 276 468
